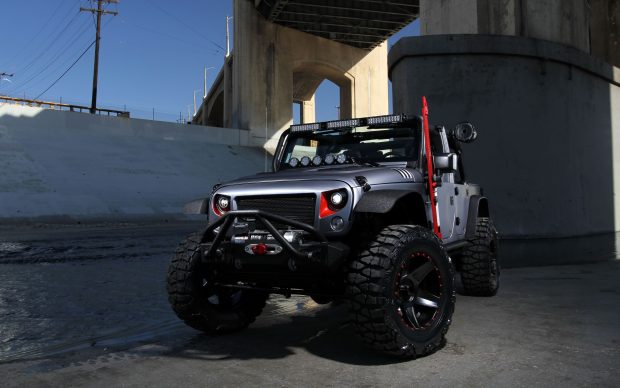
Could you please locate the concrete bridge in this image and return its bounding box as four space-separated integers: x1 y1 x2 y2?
194 0 419 151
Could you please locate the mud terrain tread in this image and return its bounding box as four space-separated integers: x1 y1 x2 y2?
460 217 499 297
346 225 455 358
166 231 267 333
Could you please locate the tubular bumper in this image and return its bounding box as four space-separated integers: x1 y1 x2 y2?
202 210 329 261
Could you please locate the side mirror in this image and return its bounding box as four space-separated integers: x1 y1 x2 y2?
434 153 458 172
453 122 477 143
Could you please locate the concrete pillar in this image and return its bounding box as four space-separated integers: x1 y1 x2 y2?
389 35 620 240
590 0 620 67
420 0 591 52
301 95 315 124
233 0 389 152
223 56 234 128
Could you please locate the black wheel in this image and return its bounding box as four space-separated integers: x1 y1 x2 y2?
166 231 268 334
346 225 455 358
460 217 500 296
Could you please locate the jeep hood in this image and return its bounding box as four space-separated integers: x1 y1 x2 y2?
219 165 422 189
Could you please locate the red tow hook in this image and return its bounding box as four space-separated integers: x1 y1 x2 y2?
251 243 268 255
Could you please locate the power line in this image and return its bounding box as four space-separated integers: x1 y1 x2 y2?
10 8 118 97
148 1 225 52
14 10 83 77
11 37 94 97
3 1 70 69
122 19 220 55
7 19 93 95
34 40 96 100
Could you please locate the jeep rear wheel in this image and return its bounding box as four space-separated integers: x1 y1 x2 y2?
346 225 455 358
166 231 268 334
460 217 500 296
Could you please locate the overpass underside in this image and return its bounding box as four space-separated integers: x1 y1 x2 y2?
194 0 419 151
254 0 419 50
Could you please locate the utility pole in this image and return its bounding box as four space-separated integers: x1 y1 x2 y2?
81 0 118 114
226 16 233 57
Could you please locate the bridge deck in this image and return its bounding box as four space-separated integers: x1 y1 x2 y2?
255 0 419 49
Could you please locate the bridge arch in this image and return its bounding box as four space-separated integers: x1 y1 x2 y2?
292 61 354 122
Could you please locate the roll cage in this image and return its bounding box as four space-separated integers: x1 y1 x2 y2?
273 115 424 172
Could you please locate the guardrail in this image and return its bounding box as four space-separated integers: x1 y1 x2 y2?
0 95 130 118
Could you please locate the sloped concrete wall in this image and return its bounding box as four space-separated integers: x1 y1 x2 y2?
0 104 268 221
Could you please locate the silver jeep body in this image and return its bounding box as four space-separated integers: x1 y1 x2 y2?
191 114 490 292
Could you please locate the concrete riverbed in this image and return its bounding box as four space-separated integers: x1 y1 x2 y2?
0 222 619 387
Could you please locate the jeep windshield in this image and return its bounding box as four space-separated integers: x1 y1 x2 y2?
280 125 421 169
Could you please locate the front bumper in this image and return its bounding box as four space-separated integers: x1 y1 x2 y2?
200 210 349 279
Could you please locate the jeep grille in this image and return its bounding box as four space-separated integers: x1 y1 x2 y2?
235 194 316 227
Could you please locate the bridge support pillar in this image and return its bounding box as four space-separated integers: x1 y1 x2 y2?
300 96 315 124
232 0 389 151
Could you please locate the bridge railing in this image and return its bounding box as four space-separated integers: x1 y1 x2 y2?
0 95 130 118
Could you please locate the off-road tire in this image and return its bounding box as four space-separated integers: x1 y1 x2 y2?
346 225 455 358
166 231 268 333
460 217 499 296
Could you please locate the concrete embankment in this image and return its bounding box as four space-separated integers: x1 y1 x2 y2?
0 104 268 221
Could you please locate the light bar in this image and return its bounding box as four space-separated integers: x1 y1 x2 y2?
325 118 361 129
366 114 405 126
290 123 321 133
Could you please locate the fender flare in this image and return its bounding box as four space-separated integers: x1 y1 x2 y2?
465 195 489 239
183 198 209 214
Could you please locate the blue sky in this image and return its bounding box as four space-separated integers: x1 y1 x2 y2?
0 0 419 122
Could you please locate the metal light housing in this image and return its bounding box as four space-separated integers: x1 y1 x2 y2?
213 194 231 216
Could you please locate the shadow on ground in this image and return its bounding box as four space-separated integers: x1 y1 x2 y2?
123 302 423 367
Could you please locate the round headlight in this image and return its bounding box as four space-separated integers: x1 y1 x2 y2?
336 154 347 164
312 155 322 166
300 156 311 166
330 192 344 206
324 154 335 164
289 157 299 168
217 196 230 210
213 195 231 216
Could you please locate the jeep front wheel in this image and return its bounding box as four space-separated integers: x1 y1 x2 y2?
166 231 268 334
346 225 455 358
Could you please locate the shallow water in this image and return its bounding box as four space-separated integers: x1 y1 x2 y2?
0 222 326 363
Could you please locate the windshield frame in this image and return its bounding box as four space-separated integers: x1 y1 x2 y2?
275 122 422 171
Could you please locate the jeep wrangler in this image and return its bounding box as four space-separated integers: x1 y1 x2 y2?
167 97 499 358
